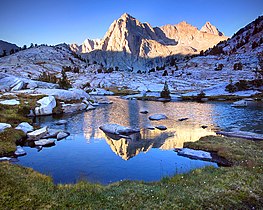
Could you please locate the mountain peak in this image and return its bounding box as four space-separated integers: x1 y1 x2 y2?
119 13 134 20
200 21 224 36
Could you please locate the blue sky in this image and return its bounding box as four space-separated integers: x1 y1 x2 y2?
0 0 262 47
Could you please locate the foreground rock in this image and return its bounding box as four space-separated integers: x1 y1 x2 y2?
27 126 48 140
100 124 140 135
0 99 20 105
34 139 55 146
0 123 11 132
14 146 26 156
15 122 34 134
35 96 56 116
149 114 167 121
177 148 212 161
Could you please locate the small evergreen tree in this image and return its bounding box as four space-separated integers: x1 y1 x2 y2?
58 69 72 89
160 81 171 99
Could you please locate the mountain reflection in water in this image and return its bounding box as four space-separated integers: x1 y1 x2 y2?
83 97 216 160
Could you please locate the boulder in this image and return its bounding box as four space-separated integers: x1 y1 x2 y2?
11 79 24 91
155 125 167 130
15 122 34 134
57 131 70 140
42 129 61 139
149 114 167 121
35 96 56 116
34 139 55 146
33 88 89 101
86 104 96 111
14 146 26 156
0 99 20 105
100 124 140 135
0 123 11 132
62 103 87 113
27 126 48 140
177 148 212 161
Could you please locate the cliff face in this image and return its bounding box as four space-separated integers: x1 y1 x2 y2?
71 13 228 71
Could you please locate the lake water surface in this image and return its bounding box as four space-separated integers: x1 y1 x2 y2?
16 97 263 184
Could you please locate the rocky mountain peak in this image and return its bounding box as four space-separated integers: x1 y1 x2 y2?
200 21 224 36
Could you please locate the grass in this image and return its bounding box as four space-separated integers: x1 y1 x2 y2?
0 128 25 156
106 87 140 95
0 135 263 209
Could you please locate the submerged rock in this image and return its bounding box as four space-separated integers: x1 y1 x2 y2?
177 148 212 161
149 114 167 121
15 122 34 134
14 146 26 156
34 139 55 146
27 126 48 140
55 120 67 125
155 125 167 130
178 118 189 121
35 95 56 116
62 103 87 113
100 124 140 135
0 123 11 132
140 109 148 114
57 131 70 140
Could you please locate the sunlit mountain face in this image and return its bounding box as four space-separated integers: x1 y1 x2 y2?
83 97 216 160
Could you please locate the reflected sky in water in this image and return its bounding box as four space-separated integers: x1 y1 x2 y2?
16 97 263 184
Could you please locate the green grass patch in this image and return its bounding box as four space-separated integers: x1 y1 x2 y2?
0 136 263 209
0 128 25 156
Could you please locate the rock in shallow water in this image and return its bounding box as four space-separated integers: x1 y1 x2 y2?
155 125 167 130
34 139 55 146
55 120 67 125
15 122 34 134
27 126 48 140
57 131 70 140
149 114 167 121
177 148 212 161
100 124 140 135
14 146 26 156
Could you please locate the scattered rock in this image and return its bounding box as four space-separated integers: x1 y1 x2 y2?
34 139 55 146
14 146 26 156
149 114 167 121
155 125 167 130
140 109 148 114
57 131 70 140
177 148 212 161
42 129 61 139
27 126 48 140
231 100 247 107
0 123 11 132
178 118 189 121
100 124 140 135
15 122 34 134
0 99 20 105
35 96 56 116
55 120 67 125
146 125 155 130
11 79 24 91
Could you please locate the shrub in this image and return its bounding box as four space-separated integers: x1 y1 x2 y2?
162 70 168 76
58 69 72 89
160 81 171 99
38 72 57 83
233 62 243 70
196 90 206 102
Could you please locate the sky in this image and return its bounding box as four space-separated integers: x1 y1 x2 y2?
0 0 262 47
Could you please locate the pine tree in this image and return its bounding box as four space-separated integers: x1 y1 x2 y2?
58 69 72 89
160 81 171 99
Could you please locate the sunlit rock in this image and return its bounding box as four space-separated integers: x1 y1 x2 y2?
0 99 20 105
34 139 55 146
35 96 56 116
27 126 48 140
62 103 87 113
15 122 34 134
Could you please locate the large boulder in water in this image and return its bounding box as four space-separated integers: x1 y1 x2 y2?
100 124 140 135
